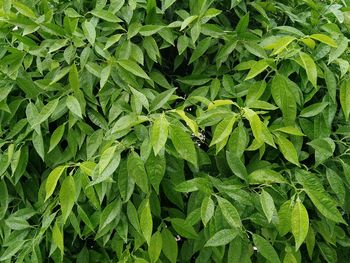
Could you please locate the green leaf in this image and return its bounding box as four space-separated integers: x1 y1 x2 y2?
45 166 66 201
245 60 269 80
275 134 299 166
300 102 329 118
161 228 178 263
201 196 215 226
328 36 348 64
277 201 292 236
260 190 276 223
169 125 197 166
216 196 241 229
90 9 121 22
307 138 335 165
309 34 337 47
140 200 153 244
49 124 65 153
204 229 238 247
66 96 83 118
253 234 281 263
271 75 297 125
189 37 211 64
236 13 249 35
340 78 350 121
59 176 76 223
306 227 315 259
77 205 95 232
127 151 149 193
326 168 345 204
52 221 64 256
32 131 45 160
150 88 176 112
150 113 169 155
296 170 345 223
98 199 121 231
170 218 198 239
82 20 96 45
148 231 162 263
210 115 236 147
299 52 317 88
175 110 199 137
139 25 164 36
291 199 309 251
117 59 150 79
226 151 248 180
146 152 166 194
248 169 286 184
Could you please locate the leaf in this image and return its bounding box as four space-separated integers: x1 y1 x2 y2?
189 37 211 64
180 15 198 31
275 134 299 166
253 234 281 263
98 199 121 231
140 200 153 244
277 201 292 236
39 99 59 123
210 115 237 146
66 96 82 118
169 125 197 166
161 228 178 263
45 166 66 201
245 60 269 80
32 131 45 160
300 102 329 118
139 25 164 36
49 124 65 152
148 231 162 263
291 200 309 251
146 151 166 194
170 218 198 239
216 196 242 229
127 151 149 193
309 34 337 47
295 170 345 223
0 240 26 261
236 13 249 34
90 9 121 22
307 138 335 165
248 169 286 184
150 113 169 155
52 222 64 256
299 52 317 88
226 151 248 180
204 229 238 247
98 145 117 175
59 176 76 223
260 190 276 223
175 110 199 137
201 196 215 226
77 205 95 232
306 227 315 259
326 168 345 204
271 75 297 125
117 59 150 79
150 88 176 112
82 20 96 45
340 78 350 121
328 36 348 64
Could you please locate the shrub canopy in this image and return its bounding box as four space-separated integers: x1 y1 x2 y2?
1 0 350 262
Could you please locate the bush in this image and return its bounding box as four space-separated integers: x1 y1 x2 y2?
1 0 350 262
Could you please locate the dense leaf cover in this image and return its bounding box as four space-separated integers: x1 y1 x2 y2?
1 0 350 262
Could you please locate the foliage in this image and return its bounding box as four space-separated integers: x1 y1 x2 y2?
1 0 350 262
